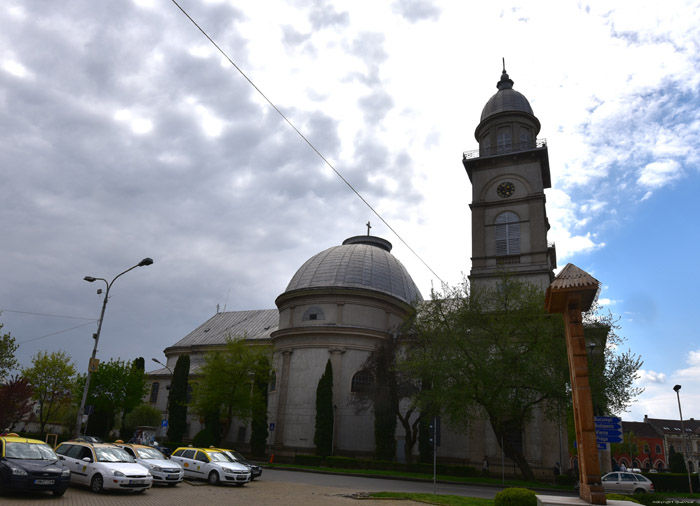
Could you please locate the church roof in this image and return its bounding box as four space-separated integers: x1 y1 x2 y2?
480 69 535 122
167 309 278 349
283 235 422 304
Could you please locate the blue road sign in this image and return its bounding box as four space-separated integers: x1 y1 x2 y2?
595 416 622 424
595 429 622 437
597 443 608 450
597 435 623 443
595 423 621 430
161 419 168 427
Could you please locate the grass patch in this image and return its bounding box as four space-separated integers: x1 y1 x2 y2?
370 491 494 506
268 463 564 490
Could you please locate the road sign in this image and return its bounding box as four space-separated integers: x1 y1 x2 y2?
595 423 621 430
595 429 622 437
597 435 623 443
161 419 168 427
597 443 608 450
595 416 621 424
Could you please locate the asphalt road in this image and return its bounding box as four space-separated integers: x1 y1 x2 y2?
0 468 506 506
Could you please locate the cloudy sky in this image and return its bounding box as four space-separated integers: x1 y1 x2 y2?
1 0 698 422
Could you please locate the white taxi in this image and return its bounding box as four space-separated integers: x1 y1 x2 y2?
113 442 184 486
170 447 250 486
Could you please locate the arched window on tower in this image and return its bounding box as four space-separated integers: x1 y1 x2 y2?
497 127 512 153
519 127 531 150
351 370 374 394
149 382 159 404
495 212 520 256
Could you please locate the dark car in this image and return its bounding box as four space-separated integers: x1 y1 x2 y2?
0 435 71 496
220 449 262 480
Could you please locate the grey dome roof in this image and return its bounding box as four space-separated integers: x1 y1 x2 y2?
284 236 422 304
480 69 534 122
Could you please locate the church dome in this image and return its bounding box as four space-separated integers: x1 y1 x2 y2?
480 69 535 122
284 235 423 304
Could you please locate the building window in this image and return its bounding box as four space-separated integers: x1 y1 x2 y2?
351 370 374 394
497 127 512 153
149 382 159 404
655 444 662 454
495 212 520 256
519 128 531 149
643 444 650 454
302 306 325 322
269 371 277 392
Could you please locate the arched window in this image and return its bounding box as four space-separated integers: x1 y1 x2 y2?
519 127 531 150
149 382 159 404
497 127 512 153
643 444 650 454
351 370 374 394
495 212 520 256
655 444 662 455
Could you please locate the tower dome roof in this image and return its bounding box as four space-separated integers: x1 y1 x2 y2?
283 236 422 304
480 69 535 122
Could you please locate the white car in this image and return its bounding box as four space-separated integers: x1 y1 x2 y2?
170 447 250 486
601 472 654 494
114 443 184 486
55 441 153 493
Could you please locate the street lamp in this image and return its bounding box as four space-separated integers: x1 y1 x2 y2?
74 257 154 437
673 385 693 495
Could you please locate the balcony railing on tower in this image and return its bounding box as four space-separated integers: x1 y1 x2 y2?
463 138 547 161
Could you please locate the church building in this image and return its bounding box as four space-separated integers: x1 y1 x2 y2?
147 68 565 470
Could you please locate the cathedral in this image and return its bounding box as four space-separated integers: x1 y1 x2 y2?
147 68 565 470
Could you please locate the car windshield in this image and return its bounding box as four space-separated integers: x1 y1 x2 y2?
6 442 58 460
136 447 166 460
95 447 134 463
208 452 229 462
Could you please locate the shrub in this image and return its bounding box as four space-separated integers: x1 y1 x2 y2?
294 454 323 466
606 494 640 503
555 474 576 486
494 487 537 506
192 428 214 448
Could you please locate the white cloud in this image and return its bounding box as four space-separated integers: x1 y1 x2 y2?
638 160 683 190
637 370 666 384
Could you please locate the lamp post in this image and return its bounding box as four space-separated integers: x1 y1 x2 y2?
673 385 693 495
74 257 154 437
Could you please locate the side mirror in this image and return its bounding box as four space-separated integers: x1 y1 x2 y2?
82 457 93 463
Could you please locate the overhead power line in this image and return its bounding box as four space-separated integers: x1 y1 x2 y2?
0 308 97 321
18 321 97 345
171 0 444 285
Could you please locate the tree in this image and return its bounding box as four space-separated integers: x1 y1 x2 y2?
23 350 76 437
0 375 34 431
74 358 148 438
193 337 271 442
123 404 162 431
0 323 19 381
314 359 334 457
668 447 687 473
250 356 270 457
405 275 644 480
167 354 190 442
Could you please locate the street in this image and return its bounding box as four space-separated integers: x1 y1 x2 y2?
0 468 504 506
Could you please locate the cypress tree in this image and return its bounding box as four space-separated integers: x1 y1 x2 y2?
167 355 190 443
250 357 270 457
373 346 397 461
314 359 334 456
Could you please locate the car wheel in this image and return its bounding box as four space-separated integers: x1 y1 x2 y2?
634 488 646 494
90 474 104 494
208 471 220 486
52 488 67 497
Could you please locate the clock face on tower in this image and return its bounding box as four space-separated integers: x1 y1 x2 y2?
497 181 516 198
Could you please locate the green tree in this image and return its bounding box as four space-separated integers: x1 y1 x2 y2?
23 350 76 437
167 354 190 442
668 447 687 473
250 356 270 457
193 337 270 442
405 275 643 480
0 375 34 431
314 359 334 457
0 323 19 381
75 358 148 438
123 404 162 431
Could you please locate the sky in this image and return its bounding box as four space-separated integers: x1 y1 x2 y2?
1 0 698 423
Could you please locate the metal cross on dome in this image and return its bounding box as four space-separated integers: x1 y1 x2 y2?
366 221 371 235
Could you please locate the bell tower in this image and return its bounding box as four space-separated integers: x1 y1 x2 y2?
463 67 556 289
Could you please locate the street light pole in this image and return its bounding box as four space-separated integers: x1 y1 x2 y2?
74 258 153 437
673 385 693 495
151 357 173 436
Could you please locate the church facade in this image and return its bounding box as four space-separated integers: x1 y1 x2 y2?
147 68 566 471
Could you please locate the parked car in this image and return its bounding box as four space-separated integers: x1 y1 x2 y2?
0 435 71 496
170 447 250 486
217 449 262 480
113 442 184 486
54 441 153 493
601 472 654 494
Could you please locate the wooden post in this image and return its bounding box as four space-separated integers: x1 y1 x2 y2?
545 264 606 505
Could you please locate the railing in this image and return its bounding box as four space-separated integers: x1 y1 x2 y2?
463 138 547 160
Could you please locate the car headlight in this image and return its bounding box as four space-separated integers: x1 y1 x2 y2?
150 464 162 472
11 466 28 476
223 467 235 474
61 468 71 477
112 470 125 477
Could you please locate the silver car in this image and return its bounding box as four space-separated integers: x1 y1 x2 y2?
601 472 654 494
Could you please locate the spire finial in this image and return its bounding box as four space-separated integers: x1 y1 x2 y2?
497 59 513 90
502 57 506 73
366 221 372 236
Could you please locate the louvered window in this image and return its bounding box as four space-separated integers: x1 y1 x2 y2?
495 212 520 256
497 127 512 153
149 382 159 404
